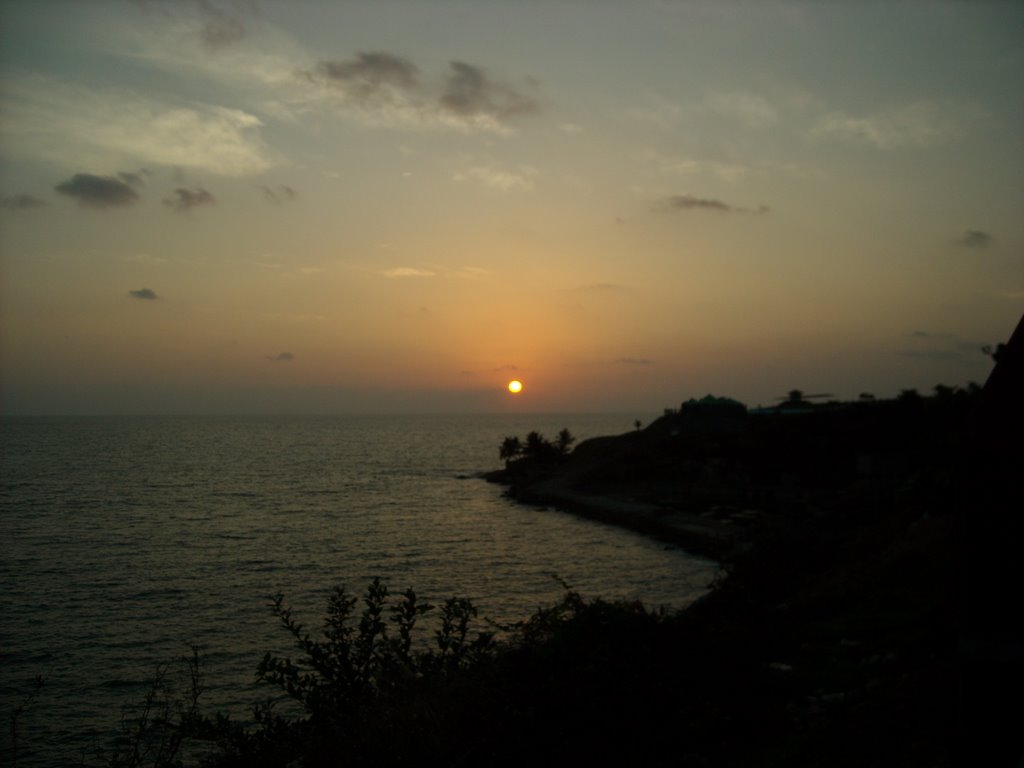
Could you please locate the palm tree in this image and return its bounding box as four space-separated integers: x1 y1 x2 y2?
556 428 575 455
499 436 522 466
524 431 550 459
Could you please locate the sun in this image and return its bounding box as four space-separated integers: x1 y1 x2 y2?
507 380 523 394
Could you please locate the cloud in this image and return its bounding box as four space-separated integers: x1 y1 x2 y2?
381 267 434 278
439 61 538 122
450 266 491 279
164 187 215 212
267 352 295 362
2 193 45 210
646 151 750 184
198 0 247 50
616 357 655 366
55 173 140 208
658 194 768 215
305 53 538 133
261 184 297 204
4 76 272 176
494 364 519 372
811 102 962 150
317 52 420 98
129 288 158 300
956 229 992 248
453 164 537 191
118 170 148 187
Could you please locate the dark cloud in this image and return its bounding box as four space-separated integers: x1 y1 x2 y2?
308 52 540 129
261 185 297 204
2 193 45 210
55 173 139 208
956 229 992 248
616 357 655 366
439 61 538 119
268 352 295 362
164 187 215 212
129 288 158 300
199 0 246 50
316 52 420 101
659 194 769 214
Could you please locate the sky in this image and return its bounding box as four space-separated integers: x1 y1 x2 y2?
1 0 1021 415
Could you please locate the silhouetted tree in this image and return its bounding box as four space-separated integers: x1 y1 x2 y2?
524 431 553 460
499 436 522 466
897 388 924 410
556 428 575 455
982 343 1006 362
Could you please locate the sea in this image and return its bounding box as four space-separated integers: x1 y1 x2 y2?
0 414 717 766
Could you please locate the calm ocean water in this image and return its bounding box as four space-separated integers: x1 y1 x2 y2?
0 414 716 766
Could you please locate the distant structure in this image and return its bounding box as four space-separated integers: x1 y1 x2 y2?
773 389 834 411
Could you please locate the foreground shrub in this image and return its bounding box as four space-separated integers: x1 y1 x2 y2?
98 580 673 767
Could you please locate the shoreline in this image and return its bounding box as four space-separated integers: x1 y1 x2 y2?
484 468 753 564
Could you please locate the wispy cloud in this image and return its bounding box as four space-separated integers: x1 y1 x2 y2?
267 352 295 362
811 102 962 150
261 184 297 204
453 164 537 191
55 173 139 208
657 194 768 215
164 187 215 212
649 152 749 183
3 76 272 176
129 288 158 300
956 229 992 248
1 193 46 210
381 267 435 279
616 357 655 366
